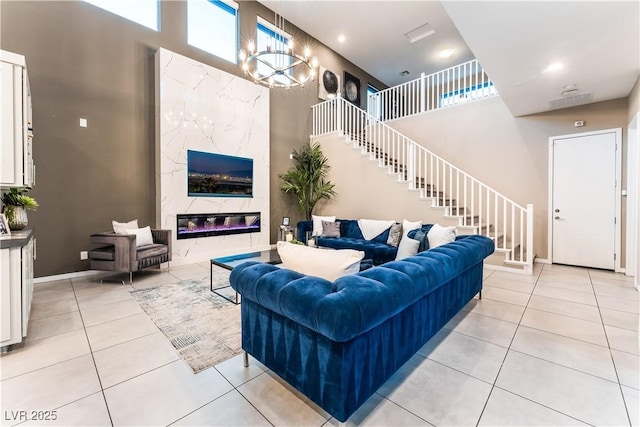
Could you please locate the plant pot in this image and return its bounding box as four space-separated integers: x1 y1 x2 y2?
4 205 28 230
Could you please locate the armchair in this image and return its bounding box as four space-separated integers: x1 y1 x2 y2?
89 229 172 283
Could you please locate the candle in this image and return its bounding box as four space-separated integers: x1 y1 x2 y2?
286 232 293 242
308 238 316 247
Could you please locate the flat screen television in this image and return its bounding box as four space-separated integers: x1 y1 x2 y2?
187 150 253 198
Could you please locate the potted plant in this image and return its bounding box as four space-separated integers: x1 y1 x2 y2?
280 142 336 220
1 187 38 230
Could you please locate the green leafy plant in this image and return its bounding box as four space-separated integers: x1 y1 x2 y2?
1 187 39 209
280 143 336 220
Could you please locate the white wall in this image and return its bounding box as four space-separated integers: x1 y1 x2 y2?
155 48 270 265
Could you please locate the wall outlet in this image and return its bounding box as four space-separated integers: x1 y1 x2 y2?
80 118 88 128
574 120 584 127
80 251 88 260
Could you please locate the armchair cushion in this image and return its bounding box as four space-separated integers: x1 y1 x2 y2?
125 226 154 247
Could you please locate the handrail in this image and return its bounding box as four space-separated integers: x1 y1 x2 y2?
311 95 533 271
367 59 497 122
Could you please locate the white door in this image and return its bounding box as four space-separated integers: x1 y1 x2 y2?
551 130 618 270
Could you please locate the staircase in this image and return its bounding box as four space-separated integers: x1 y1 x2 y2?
311 90 534 274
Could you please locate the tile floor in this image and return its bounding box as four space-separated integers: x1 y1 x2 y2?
0 262 638 426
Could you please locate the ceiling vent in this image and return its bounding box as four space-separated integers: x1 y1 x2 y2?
405 23 435 43
548 92 593 109
399 70 410 76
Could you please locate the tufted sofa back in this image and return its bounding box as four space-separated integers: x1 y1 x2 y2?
230 235 494 342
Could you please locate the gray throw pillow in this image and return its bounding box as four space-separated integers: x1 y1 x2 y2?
386 222 402 247
321 220 341 237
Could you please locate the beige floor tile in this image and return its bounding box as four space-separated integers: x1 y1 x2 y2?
325 393 431 426
527 294 602 323
444 311 518 347
26 311 84 342
611 349 640 390
171 389 271 426
590 269 635 284
594 284 640 301
14 392 112 426
378 355 491 426
496 351 628 426
33 279 73 292
601 308 639 331
597 295 640 315
0 329 91 381
622 385 640 427
71 278 130 297
489 270 539 284
93 332 179 388
542 264 590 275
0 355 101 417
521 308 607 347
533 285 597 306
605 325 639 355
80 299 144 327
418 328 507 383
237 371 330 426
463 297 526 324
85 313 158 352
483 276 535 294
481 286 530 306
76 287 134 311
104 360 233 426
479 387 587 426
31 288 76 305
536 277 594 293
213 353 267 388
511 326 617 381
29 298 78 321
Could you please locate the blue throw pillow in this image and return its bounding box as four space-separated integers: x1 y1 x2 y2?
407 224 433 252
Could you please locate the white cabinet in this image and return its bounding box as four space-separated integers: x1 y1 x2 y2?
0 232 35 350
1 50 34 188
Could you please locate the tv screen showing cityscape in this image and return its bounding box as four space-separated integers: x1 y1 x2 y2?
187 150 253 197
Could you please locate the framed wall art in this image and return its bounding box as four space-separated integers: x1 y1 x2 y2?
318 66 340 100
343 71 361 107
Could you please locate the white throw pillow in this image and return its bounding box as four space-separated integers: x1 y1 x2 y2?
125 226 154 247
395 236 420 260
395 219 422 260
427 224 456 248
277 241 364 281
113 219 138 234
312 215 336 236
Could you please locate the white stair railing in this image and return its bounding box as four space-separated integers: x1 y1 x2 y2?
311 95 533 272
367 59 497 122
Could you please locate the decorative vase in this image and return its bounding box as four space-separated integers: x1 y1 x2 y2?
4 205 28 230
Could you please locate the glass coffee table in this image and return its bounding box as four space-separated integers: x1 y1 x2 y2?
210 249 281 304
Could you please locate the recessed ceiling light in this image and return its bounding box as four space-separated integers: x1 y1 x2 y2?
439 49 454 58
338 35 346 43
544 62 563 73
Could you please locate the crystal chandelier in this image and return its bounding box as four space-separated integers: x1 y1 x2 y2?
239 13 318 89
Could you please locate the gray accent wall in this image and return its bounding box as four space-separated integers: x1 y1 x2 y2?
0 0 387 277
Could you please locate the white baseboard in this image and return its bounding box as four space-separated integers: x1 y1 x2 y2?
535 258 551 264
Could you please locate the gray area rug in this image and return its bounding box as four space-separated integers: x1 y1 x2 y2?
130 269 241 373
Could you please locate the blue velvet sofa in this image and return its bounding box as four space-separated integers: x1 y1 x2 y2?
297 219 433 265
229 235 495 422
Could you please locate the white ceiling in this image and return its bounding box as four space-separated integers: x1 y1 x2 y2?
258 1 640 117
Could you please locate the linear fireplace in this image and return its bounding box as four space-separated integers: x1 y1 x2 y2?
177 212 261 240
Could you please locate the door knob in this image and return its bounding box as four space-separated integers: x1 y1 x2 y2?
555 216 561 220
555 209 560 213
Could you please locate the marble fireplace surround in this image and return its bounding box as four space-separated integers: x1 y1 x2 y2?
155 48 270 265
